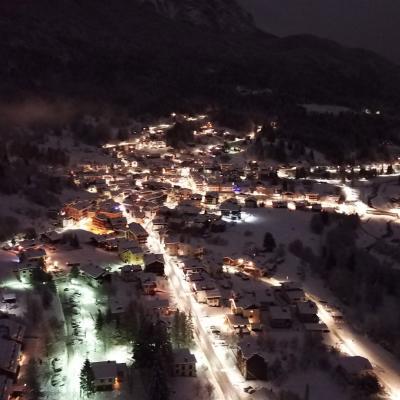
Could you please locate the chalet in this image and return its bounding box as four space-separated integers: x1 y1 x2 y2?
268 306 292 329
19 247 47 264
186 272 204 283
109 298 127 320
118 239 144 265
92 213 111 232
109 216 128 232
296 301 319 323
144 254 165 275
236 340 268 380
41 231 62 244
142 297 170 317
96 201 123 219
225 314 250 335
230 297 261 331
195 288 221 307
192 278 215 292
13 261 44 283
305 193 320 202
138 272 158 295
63 200 94 221
91 361 126 392
220 199 241 219
173 349 197 377
204 191 219 205
0 338 22 380
164 236 203 258
244 197 258 208
0 319 25 343
303 322 329 334
119 265 142 282
127 222 149 244
79 264 108 287
280 282 305 304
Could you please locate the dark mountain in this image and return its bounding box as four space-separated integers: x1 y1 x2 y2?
141 0 255 32
1 0 400 113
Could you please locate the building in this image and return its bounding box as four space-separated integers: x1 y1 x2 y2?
236 340 268 380
220 199 241 219
0 338 22 380
0 319 25 344
127 222 149 244
280 282 306 304
63 200 94 221
244 197 258 208
144 254 165 275
13 261 44 283
296 301 319 323
79 264 108 287
173 349 197 377
118 239 144 265
41 231 62 244
119 265 142 282
268 306 292 329
18 247 47 264
91 361 126 391
204 191 219 205
230 297 261 331
138 273 158 295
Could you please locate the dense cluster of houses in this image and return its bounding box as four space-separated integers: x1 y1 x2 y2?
1 115 379 397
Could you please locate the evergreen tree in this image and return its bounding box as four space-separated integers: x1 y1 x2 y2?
69 265 80 279
95 310 104 335
304 384 310 400
70 234 80 248
310 214 324 235
148 355 169 400
184 312 195 348
133 319 155 368
263 232 276 252
171 310 182 348
26 358 42 399
80 358 95 397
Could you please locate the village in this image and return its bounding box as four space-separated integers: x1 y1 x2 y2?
1 113 400 400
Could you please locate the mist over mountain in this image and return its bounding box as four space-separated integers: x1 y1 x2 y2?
239 0 400 64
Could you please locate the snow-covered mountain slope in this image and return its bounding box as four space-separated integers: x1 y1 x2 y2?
142 0 255 32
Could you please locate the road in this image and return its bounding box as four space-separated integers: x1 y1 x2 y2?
261 273 400 400
147 229 243 400
308 293 400 400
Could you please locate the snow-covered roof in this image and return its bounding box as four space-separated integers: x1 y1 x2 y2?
268 306 292 321
0 319 25 342
79 264 106 280
144 253 164 266
0 338 21 374
128 222 148 237
296 301 318 315
173 349 196 365
338 356 373 375
91 361 117 380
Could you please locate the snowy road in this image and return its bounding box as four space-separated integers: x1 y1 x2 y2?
147 230 243 400
308 293 400 400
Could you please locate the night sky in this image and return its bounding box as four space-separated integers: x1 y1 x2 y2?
239 0 400 64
